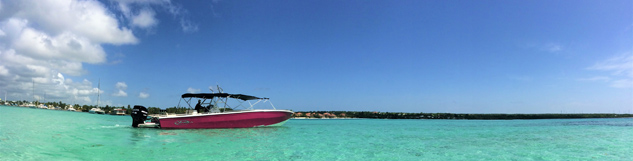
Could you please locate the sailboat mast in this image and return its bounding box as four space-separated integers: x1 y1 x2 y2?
97 79 100 108
32 80 35 103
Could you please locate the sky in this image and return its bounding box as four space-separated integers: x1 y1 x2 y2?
0 0 631 113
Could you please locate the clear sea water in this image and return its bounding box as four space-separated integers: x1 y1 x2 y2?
1 105 632 160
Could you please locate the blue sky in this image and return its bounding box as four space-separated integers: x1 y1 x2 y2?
0 0 631 113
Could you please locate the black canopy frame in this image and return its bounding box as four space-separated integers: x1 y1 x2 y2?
181 93 268 101
177 93 274 113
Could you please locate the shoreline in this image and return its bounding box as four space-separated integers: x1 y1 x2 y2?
293 111 633 120
2 105 633 120
291 117 361 120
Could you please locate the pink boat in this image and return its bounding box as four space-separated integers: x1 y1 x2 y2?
132 92 293 129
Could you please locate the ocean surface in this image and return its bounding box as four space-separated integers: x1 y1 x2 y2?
1 105 632 160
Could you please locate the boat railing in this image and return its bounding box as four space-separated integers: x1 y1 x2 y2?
153 107 257 117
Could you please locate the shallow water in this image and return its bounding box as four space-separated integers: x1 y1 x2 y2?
1 105 632 160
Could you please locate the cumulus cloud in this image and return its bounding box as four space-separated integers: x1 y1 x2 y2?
1 1 138 45
131 8 159 29
115 82 128 89
139 92 149 99
0 0 198 105
110 0 197 33
0 0 139 104
0 66 9 76
112 90 127 97
112 82 128 97
9 72 102 104
584 53 633 88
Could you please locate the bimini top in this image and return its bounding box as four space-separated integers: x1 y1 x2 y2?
181 93 268 101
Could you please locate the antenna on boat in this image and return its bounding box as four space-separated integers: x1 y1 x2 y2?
217 85 223 93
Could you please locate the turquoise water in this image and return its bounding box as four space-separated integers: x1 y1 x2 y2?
1 105 632 160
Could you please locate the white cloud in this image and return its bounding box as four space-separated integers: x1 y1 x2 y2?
139 92 149 99
585 53 633 88
187 87 200 93
111 0 197 33
0 66 9 76
112 82 128 97
115 82 128 90
0 0 197 105
15 74 102 105
112 90 128 97
588 54 633 78
180 18 199 33
52 73 64 85
3 0 138 45
13 27 107 64
0 0 137 104
131 8 158 29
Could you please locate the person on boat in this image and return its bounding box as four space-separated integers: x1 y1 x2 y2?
195 100 203 113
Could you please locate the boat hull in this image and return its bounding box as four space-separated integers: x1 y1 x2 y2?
157 110 293 129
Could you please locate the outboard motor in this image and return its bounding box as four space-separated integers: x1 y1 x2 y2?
131 105 148 128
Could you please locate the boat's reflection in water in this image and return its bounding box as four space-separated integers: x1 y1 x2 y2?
128 126 291 145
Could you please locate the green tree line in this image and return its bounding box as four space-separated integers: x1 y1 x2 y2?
4 100 632 119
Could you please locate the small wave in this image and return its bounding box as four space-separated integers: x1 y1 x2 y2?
159 132 178 135
564 121 633 127
87 124 128 129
